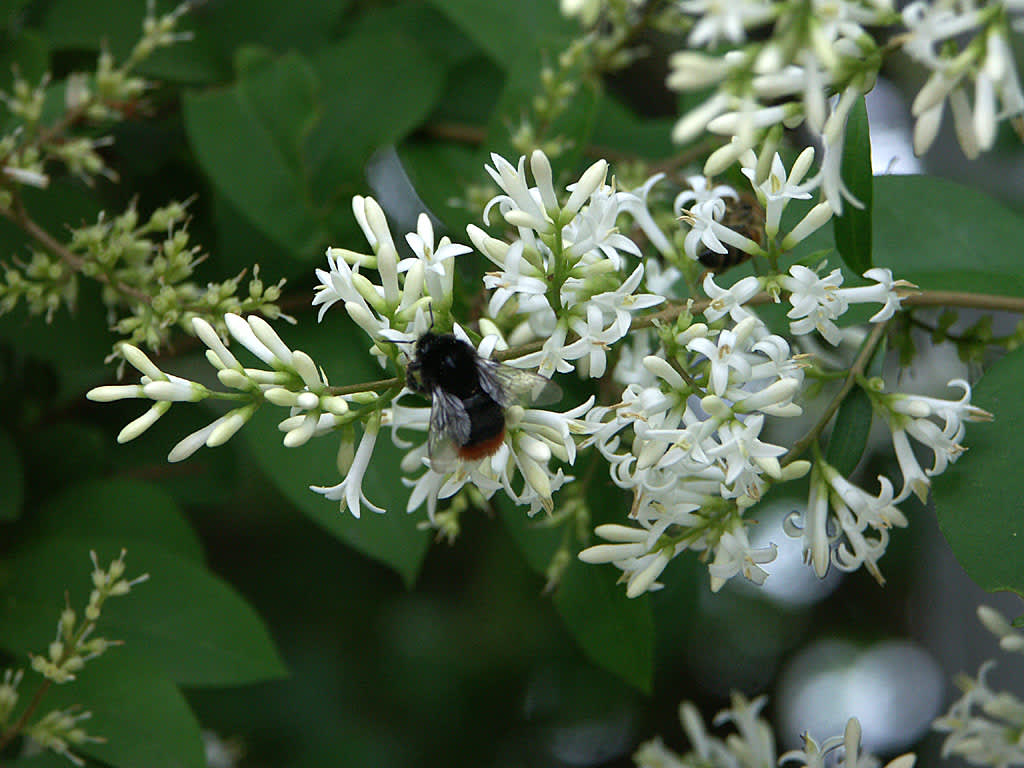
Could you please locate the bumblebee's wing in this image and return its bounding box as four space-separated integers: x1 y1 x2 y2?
478 359 562 408
427 387 470 473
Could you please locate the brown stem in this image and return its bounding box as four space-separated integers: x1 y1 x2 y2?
0 678 52 753
780 320 889 466
2 197 153 305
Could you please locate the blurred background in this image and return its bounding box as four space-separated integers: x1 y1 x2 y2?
2 1 1024 766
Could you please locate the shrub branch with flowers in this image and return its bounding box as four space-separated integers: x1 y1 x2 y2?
5 0 1024 765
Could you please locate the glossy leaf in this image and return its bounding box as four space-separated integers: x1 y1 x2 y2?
833 95 873 275
41 0 352 83
183 52 328 257
0 537 287 686
825 337 886 478
0 428 23 521
304 28 446 204
933 348 1024 599
554 559 654 693
240 317 431 586
33 478 204 562
426 0 573 71
32 653 205 768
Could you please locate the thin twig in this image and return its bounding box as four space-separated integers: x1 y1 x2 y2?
780 320 889 466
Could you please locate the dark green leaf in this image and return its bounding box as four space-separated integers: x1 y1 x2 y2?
868 176 1024 295
426 0 574 71
589 96 677 161
833 95 873 275
305 30 446 202
183 52 328 257
33 653 205 768
933 347 1024 597
0 427 23 521
825 388 873 478
41 0 353 83
33 478 204 562
0 537 287 686
0 29 47 92
240 316 431 586
553 559 654 692
825 337 885 477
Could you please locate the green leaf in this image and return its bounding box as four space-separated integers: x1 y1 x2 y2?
304 28 446 201
825 337 885 478
0 428 22 521
426 0 574 71
41 0 353 83
33 478 204 562
183 51 328 257
833 95 873 275
240 317 431 586
31 653 205 768
933 348 1024 598
553 559 654 692
0 29 47 92
0 537 287 686
185 34 445 260
825 387 873 478
872 176 1024 295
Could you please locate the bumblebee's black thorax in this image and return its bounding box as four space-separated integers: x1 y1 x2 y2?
407 332 484 400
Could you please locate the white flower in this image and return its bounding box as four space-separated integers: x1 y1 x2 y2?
835 267 916 323
401 213 470 277
701 273 761 323
310 414 385 518
741 149 814 238
484 152 555 233
621 173 676 258
782 264 847 345
673 175 738 215
686 317 759 395
707 520 777 591
879 378 992 502
589 263 664 337
679 0 777 47
682 195 767 262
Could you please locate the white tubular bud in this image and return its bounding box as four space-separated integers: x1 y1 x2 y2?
530 150 559 214
121 344 164 380
207 410 250 447
291 350 323 390
264 388 299 407
283 413 317 448
192 317 241 370
296 392 320 411
594 524 647 542
224 313 276 366
564 159 607 216
117 402 170 443
626 550 671 598
217 368 251 390
142 380 207 402
578 542 648 564
87 385 143 402
247 315 293 366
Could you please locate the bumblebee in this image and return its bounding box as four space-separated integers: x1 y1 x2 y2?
406 332 560 472
697 193 766 273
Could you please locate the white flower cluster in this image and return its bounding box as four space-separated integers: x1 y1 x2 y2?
87 147 990 599
634 693 916 768
88 313 353 461
903 0 1024 157
666 0 1024 211
470 151 665 378
933 605 1024 766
